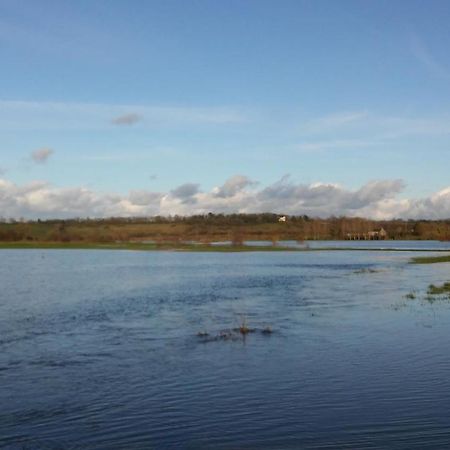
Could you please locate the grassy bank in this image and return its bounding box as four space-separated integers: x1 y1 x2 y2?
1 241 450 253
0 241 305 252
410 255 450 264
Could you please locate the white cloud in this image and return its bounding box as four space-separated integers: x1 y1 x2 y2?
213 175 256 198
128 190 163 206
31 148 54 164
0 175 449 220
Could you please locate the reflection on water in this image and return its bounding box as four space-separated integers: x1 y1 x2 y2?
1 248 450 449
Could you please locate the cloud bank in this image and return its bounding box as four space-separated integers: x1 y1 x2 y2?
0 176 449 220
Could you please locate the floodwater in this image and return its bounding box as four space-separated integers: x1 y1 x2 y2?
1 245 450 449
243 239 450 251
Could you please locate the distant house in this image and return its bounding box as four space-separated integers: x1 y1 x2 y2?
346 227 387 240
278 216 287 223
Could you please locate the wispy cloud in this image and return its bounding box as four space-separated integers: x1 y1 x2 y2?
0 5 128 62
81 147 176 162
31 148 54 164
299 110 450 143
0 175 448 220
300 111 368 134
111 113 142 126
410 35 450 79
296 139 377 152
0 100 250 131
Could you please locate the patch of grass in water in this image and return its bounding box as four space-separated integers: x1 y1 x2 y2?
427 282 450 295
410 255 450 264
394 284 450 309
196 316 274 343
353 267 380 274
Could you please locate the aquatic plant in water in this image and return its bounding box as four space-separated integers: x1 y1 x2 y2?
427 282 450 296
353 267 380 274
196 316 274 343
238 315 251 335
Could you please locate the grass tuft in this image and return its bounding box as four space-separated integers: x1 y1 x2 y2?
427 282 450 295
411 255 450 264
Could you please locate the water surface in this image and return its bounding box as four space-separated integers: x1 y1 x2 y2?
1 248 450 449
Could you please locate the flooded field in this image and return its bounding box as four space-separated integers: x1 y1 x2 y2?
1 245 450 449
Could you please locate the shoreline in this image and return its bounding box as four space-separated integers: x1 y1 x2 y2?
0 241 450 258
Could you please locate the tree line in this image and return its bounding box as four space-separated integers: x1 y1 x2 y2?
0 214 449 242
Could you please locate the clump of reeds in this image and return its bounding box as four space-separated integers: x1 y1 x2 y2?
353 267 379 274
427 282 450 296
239 315 251 335
196 315 275 343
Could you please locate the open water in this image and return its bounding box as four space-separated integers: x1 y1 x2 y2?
1 243 450 449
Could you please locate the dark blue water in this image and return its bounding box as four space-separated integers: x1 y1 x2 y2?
1 248 450 449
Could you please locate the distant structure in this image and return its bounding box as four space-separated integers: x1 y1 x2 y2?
346 227 387 240
278 216 287 223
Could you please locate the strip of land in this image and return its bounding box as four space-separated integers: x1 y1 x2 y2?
1 241 450 254
0 241 303 252
0 212 449 253
410 255 450 264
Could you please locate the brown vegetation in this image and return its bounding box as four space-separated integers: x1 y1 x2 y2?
0 214 449 243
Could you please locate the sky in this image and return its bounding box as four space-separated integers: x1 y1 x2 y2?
1 0 450 219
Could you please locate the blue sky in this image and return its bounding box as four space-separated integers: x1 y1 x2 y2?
1 0 450 218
